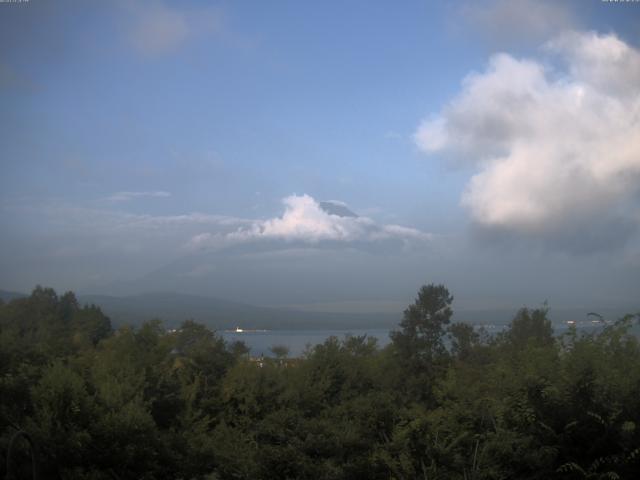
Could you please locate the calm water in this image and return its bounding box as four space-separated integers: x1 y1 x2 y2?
221 328 392 357
220 322 614 357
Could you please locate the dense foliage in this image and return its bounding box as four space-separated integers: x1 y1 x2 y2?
1 285 639 479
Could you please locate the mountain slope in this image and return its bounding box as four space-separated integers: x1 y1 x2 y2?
78 292 397 330
0 289 27 302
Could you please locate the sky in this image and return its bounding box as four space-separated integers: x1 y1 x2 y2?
1 0 639 314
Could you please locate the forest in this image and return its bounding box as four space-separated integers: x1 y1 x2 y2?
1 285 639 479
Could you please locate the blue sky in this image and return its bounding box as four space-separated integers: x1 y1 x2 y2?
2 1 473 222
1 0 639 314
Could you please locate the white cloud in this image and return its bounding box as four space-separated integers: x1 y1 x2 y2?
415 31 640 252
187 194 433 250
8 197 430 257
107 191 172 202
548 31 640 98
128 2 223 55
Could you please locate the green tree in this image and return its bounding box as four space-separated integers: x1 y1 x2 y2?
270 345 290 360
448 322 480 361
390 284 453 402
391 284 453 360
505 306 554 349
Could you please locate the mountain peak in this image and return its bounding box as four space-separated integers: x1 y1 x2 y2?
319 201 358 218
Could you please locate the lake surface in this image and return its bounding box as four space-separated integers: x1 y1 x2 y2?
221 328 392 357
220 322 616 357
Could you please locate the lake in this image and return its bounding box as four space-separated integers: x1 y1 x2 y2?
220 322 615 357
220 328 392 357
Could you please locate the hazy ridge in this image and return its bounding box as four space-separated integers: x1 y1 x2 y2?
2 289 634 331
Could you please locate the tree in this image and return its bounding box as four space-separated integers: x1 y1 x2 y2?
506 306 554 348
391 284 453 363
448 321 479 361
389 284 453 402
270 345 290 360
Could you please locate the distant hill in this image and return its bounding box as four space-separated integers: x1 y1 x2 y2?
0 289 27 302
2 288 396 330
77 292 397 330
3 288 635 332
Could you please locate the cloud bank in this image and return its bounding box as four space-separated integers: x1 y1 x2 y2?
415 31 640 252
188 194 433 250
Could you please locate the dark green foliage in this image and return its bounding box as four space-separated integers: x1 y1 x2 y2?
390 284 454 402
391 284 454 362
449 321 480 361
1 285 639 479
505 306 554 348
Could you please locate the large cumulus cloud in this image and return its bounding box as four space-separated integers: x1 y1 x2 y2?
415 31 640 252
188 194 433 249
